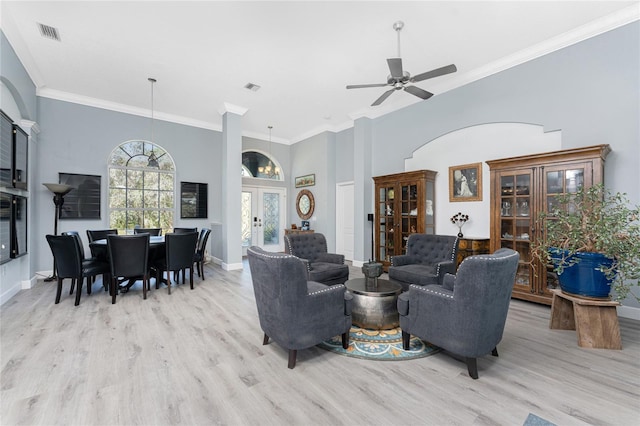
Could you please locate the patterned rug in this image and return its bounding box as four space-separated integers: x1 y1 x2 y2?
317 326 440 360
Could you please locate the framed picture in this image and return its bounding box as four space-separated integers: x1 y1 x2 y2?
181 182 208 219
295 174 315 188
58 173 101 219
449 162 482 202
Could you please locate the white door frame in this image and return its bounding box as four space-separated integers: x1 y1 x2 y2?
242 186 287 254
336 181 355 261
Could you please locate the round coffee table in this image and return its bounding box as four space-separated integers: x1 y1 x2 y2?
345 278 403 330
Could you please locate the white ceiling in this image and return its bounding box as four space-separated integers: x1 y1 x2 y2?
2 1 638 144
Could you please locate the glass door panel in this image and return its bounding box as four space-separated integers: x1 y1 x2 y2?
241 186 286 253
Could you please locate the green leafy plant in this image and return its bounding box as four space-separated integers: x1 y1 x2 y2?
532 184 640 302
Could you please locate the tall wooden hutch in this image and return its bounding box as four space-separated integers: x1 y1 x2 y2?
373 170 437 271
486 145 610 305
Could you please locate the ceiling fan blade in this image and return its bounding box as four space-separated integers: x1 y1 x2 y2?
346 83 390 89
371 89 395 106
411 64 457 83
387 58 404 79
404 85 434 100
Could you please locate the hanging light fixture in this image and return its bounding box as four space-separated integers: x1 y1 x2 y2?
147 77 159 168
258 125 279 178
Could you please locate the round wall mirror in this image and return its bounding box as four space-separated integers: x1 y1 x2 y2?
296 189 315 220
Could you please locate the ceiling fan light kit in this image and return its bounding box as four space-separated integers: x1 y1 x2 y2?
346 21 457 106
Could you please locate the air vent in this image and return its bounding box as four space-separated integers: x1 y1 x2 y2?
37 23 61 41
244 82 261 92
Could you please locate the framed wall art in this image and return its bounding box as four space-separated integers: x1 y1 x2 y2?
58 173 101 219
295 174 315 188
181 181 208 219
449 162 482 202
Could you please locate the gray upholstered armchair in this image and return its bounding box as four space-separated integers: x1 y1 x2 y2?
284 233 350 286
397 248 519 379
247 246 352 369
389 234 459 291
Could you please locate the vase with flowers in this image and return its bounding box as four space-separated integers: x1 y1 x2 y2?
451 212 469 238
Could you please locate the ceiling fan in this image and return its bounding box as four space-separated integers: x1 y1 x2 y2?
346 21 457 106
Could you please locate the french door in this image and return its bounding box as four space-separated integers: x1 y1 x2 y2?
241 187 286 254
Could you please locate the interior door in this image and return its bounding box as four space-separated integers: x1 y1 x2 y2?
336 182 354 261
242 187 286 254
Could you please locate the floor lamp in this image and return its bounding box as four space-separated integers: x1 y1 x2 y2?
43 183 74 282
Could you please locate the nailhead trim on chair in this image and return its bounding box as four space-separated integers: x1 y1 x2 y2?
411 284 454 299
308 284 345 296
247 247 296 260
458 250 520 268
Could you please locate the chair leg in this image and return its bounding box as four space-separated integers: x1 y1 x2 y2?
69 279 75 295
111 277 117 304
167 271 171 295
74 278 83 306
189 266 194 290
465 357 479 379
288 350 297 369
86 277 92 295
492 347 499 357
142 275 147 300
55 278 63 304
342 332 349 349
402 330 410 350
263 333 270 345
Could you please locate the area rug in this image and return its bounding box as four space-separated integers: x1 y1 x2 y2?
317 326 440 361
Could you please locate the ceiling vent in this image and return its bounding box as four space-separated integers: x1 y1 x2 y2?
244 82 261 92
37 23 61 41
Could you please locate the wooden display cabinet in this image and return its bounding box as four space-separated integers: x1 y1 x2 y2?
373 170 437 271
486 145 609 305
456 238 490 268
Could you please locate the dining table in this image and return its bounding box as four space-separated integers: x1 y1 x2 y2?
90 235 166 291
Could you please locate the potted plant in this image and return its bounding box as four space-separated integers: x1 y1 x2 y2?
532 183 640 302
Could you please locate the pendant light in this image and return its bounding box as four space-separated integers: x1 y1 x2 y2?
258 125 279 178
147 77 159 168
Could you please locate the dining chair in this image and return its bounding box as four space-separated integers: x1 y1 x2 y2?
134 228 162 236
153 231 199 294
86 228 118 243
62 231 110 293
107 234 151 304
173 227 197 233
46 234 110 306
193 228 211 279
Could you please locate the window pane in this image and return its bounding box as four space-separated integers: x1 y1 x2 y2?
110 168 126 188
128 190 143 208
159 173 174 190
241 192 252 247
110 210 127 234
127 170 143 189
144 210 159 228
159 211 173 230
144 190 159 209
159 191 173 208
262 192 280 245
128 210 143 230
144 172 159 190
110 188 126 208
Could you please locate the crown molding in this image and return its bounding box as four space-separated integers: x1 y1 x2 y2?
219 102 248 116
37 87 221 131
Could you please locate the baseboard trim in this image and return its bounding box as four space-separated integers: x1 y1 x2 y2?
618 305 640 321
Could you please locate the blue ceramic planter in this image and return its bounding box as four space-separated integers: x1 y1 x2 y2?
550 249 614 298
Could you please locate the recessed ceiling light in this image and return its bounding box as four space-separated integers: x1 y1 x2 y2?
244 83 261 92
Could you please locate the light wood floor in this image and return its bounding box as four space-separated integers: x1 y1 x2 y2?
1 261 639 426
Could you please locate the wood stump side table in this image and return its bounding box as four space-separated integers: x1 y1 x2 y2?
549 288 621 349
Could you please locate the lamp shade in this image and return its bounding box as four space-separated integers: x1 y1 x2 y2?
43 183 74 195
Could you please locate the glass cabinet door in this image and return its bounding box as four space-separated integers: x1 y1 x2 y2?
541 164 590 295
399 183 419 254
378 185 395 262
499 172 533 294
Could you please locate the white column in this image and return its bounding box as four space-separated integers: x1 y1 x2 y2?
220 103 247 270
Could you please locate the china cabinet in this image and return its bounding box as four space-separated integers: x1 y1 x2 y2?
456 237 490 268
486 145 610 305
373 170 437 271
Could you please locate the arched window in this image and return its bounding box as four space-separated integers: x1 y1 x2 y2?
241 151 283 180
108 141 175 234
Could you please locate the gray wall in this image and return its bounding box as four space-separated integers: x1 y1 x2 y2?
35 98 223 272
372 23 639 203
